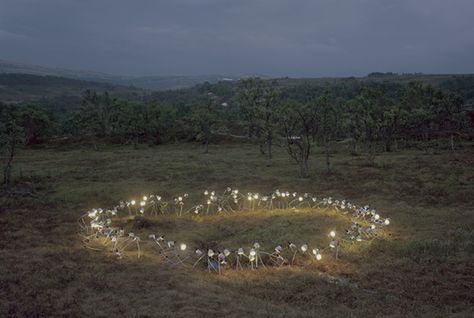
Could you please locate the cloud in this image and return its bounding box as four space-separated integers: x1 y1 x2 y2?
0 0 473 76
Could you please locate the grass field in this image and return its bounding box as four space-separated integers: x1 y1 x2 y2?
1 141 473 317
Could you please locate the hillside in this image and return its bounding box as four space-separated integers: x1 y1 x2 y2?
0 73 144 103
0 59 238 91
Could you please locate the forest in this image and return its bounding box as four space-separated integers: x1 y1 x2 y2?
1 74 473 184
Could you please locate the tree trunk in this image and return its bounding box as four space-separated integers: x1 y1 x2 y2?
299 160 309 178
204 136 209 154
3 139 15 188
266 134 272 166
256 127 265 155
385 139 391 152
133 135 138 150
325 137 330 172
367 141 375 166
351 137 358 155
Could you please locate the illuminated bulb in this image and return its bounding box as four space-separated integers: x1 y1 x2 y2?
384 219 390 225
330 230 336 238
375 214 380 220
316 253 322 261
253 194 259 199
204 190 209 195
139 208 144 214
131 200 136 205
140 201 146 206
371 224 376 230
298 196 303 202
178 196 183 202
143 196 147 201
249 248 256 257
208 249 215 257
207 200 211 205
301 244 308 252
180 243 187 251
247 196 252 201
223 249 230 257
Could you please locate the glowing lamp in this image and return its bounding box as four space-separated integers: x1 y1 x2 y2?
330 230 336 238
384 219 390 225
249 248 256 257
301 244 308 252
180 243 187 251
131 200 136 205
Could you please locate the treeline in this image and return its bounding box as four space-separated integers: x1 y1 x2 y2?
1 77 473 184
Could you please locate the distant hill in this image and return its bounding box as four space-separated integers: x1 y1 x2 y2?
269 73 474 89
0 59 239 91
0 73 144 103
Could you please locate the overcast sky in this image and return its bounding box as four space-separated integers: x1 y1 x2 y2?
0 0 473 77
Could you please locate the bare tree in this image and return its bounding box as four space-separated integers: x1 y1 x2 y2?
237 78 279 166
279 101 316 178
0 104 25 188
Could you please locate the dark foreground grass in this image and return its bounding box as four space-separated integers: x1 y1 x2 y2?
0 142 473 317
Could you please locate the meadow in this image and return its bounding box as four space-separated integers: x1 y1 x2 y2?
1 141 473 317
